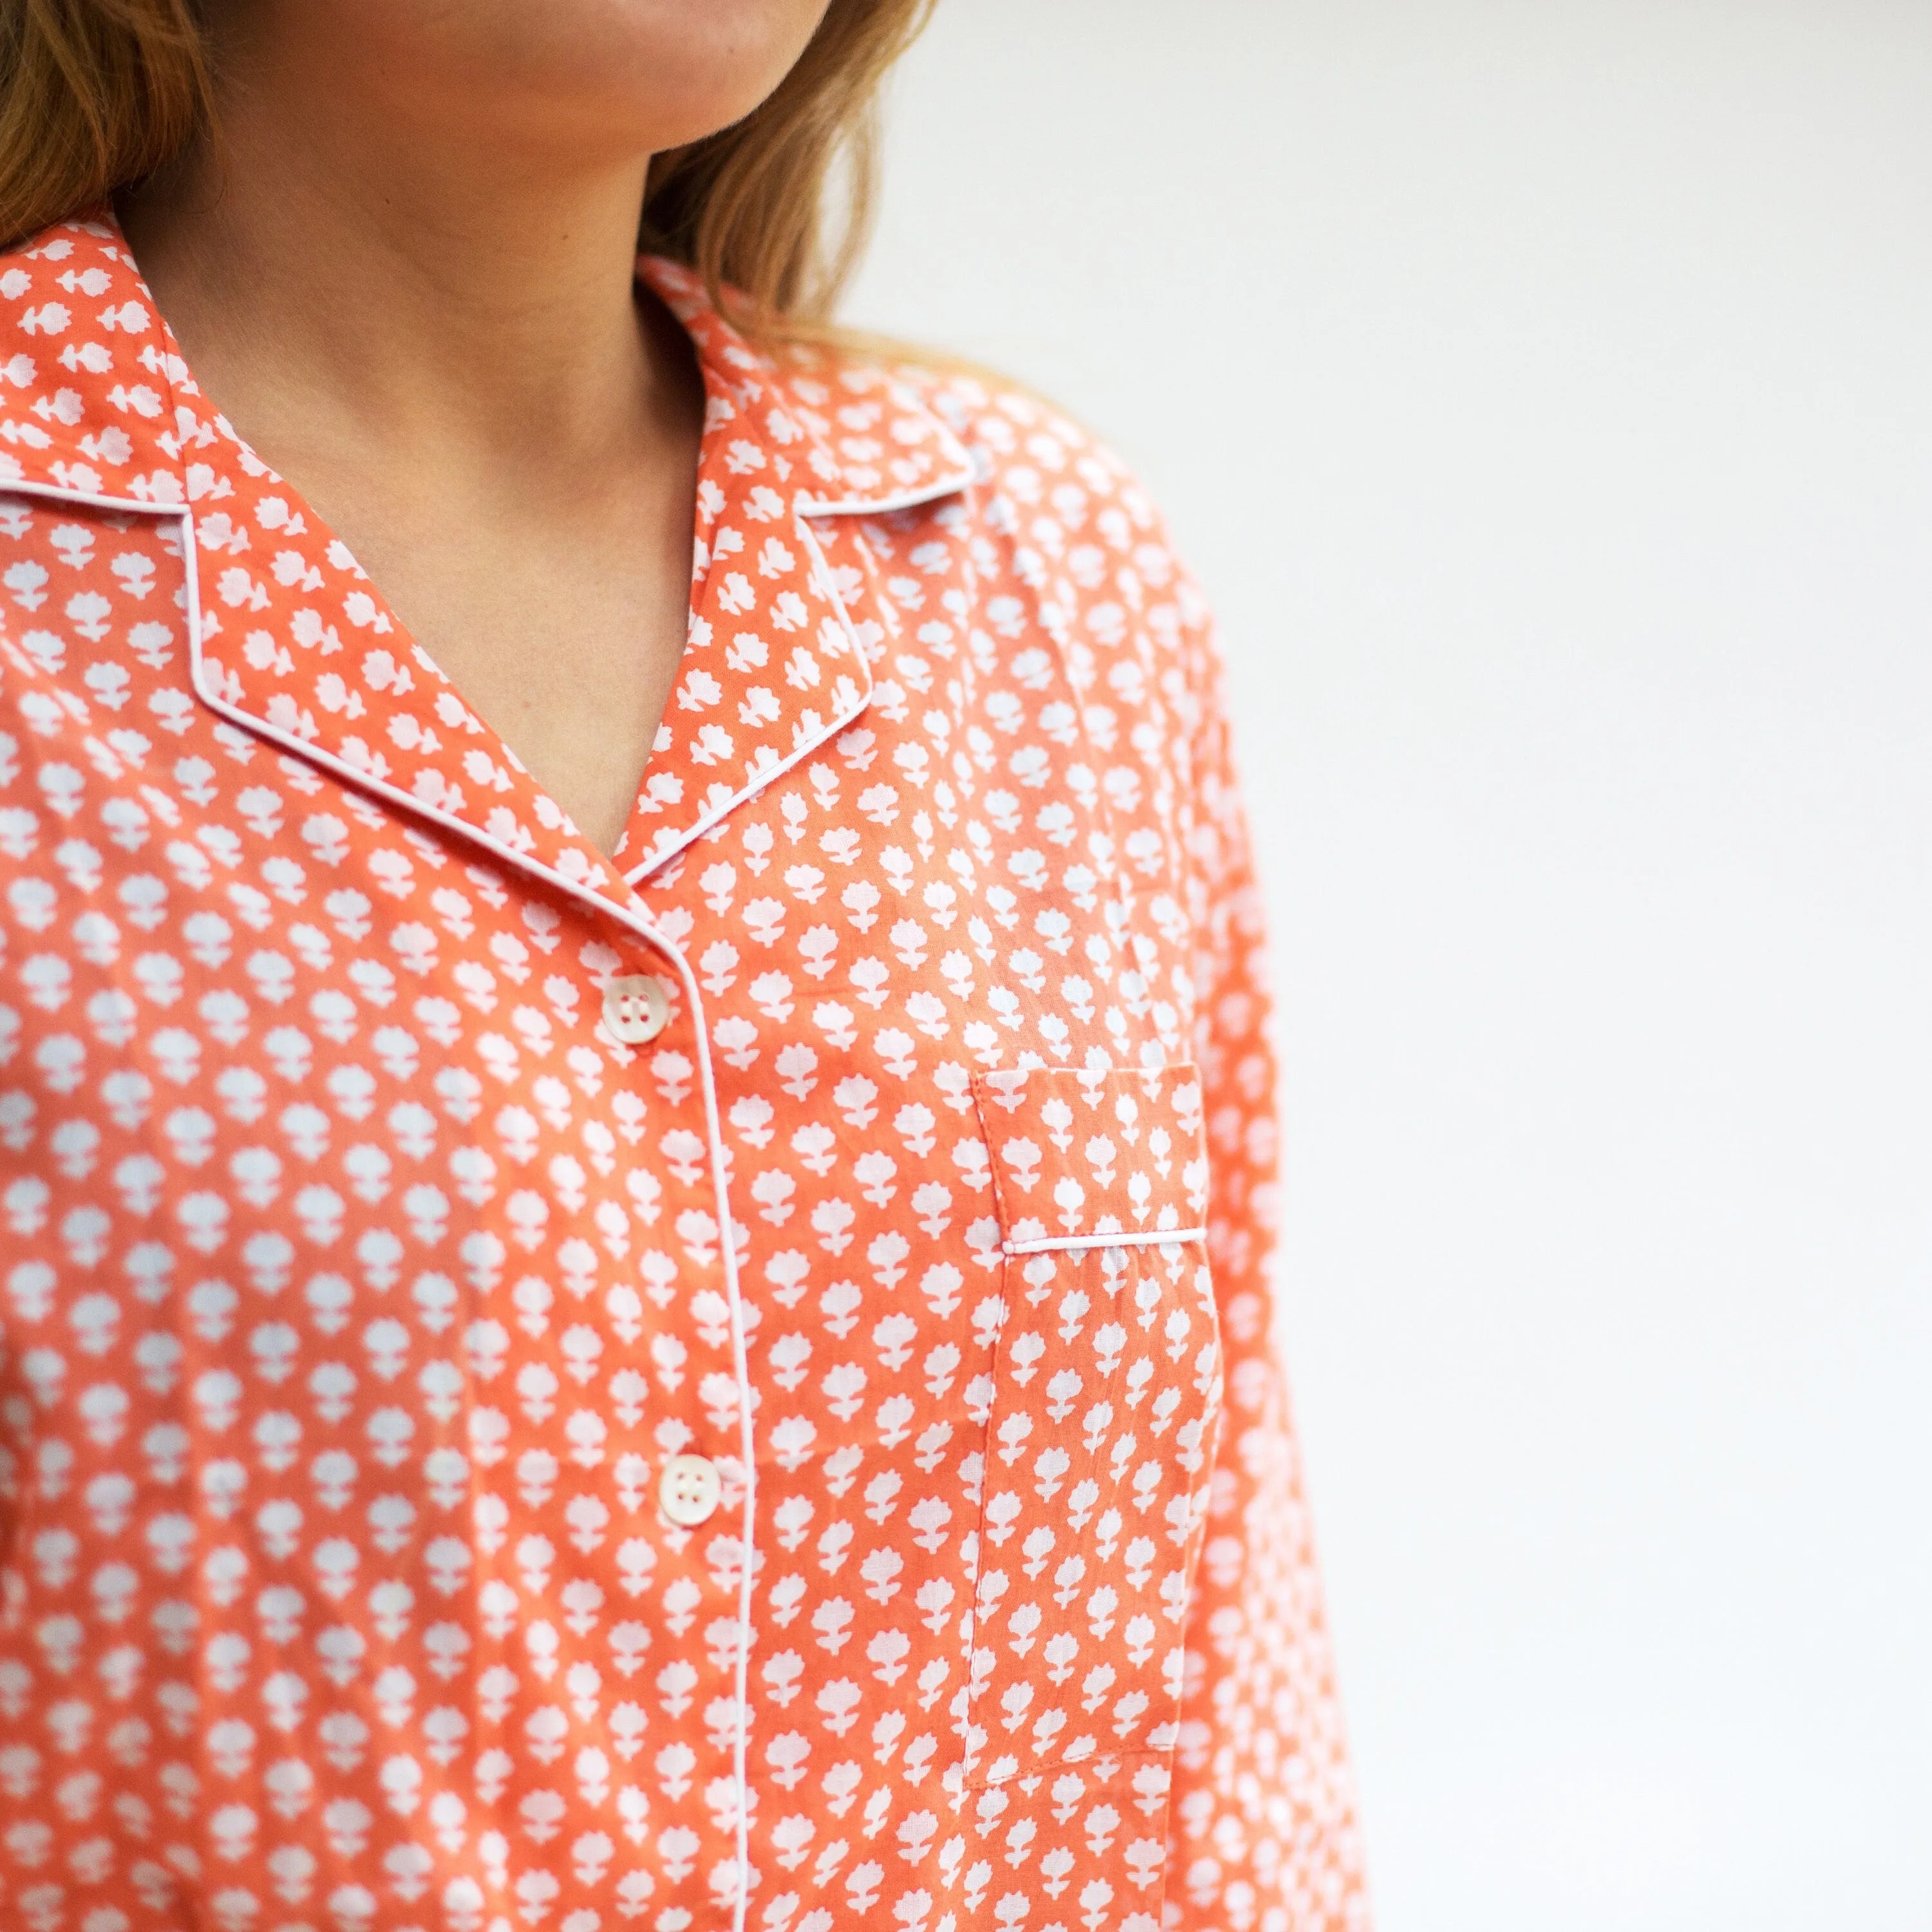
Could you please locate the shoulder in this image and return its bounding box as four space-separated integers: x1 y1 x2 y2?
646 258 1209 650
813 339 1214 662
860 346 1169 542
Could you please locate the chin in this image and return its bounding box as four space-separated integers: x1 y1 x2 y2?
294 0 835 154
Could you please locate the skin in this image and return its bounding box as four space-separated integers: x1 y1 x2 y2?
119 0 833 860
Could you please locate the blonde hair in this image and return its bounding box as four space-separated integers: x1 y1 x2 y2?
0 0 936 333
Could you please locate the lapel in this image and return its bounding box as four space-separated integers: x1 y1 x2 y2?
0 215 974 914
613 260 976 884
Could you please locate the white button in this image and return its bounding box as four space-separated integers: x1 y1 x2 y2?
604 974 669 1045
658 1453 723 1527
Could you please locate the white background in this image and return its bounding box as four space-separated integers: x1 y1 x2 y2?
846 5 1932 1928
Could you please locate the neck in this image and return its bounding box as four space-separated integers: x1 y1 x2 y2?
118 48 674 482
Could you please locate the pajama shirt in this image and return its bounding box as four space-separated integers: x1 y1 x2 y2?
0 214 1367 1932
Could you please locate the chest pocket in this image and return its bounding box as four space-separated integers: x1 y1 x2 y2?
958 1064 1223 1790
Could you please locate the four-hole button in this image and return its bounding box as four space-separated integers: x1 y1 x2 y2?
658 1453 723 1527
603 974 669 1045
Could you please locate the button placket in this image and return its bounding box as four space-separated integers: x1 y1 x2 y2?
604 933 758 1907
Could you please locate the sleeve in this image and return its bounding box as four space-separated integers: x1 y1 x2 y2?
1167 574 1372 1932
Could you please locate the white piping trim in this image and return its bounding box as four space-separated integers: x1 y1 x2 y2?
1002 1226 1208 1257
4 474 762 1931
620 507 879 889
0 477 187 515
0 479 697 967
176 515 764 1927
795 470 972 519
173 504 772 1926
173 497 766 1922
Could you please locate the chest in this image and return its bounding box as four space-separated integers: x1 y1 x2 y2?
262 465 699 864
0 468 1220 1924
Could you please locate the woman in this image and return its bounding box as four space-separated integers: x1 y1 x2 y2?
0 3 1367 1928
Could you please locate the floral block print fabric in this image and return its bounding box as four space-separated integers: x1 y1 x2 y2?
0 216 1368 1932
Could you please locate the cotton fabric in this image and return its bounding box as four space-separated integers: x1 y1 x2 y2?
0 215 1367 1932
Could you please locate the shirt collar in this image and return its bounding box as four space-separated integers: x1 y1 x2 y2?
636 258 974 515
0 216 975 515
0 214 191 504
0 213 975 908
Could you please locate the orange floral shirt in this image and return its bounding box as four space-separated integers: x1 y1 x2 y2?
0 215 1367 1932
